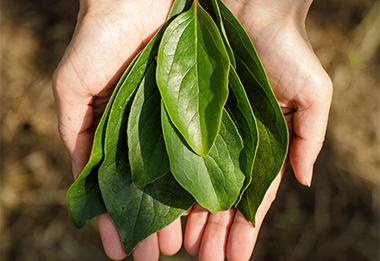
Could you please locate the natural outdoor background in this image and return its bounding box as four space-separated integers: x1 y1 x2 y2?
1 0 379 260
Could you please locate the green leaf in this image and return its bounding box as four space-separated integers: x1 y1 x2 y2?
100 161 194 255
66 0 179 228
98 18 171 181
226 66 259 206
168 0 194 18
156 1 230 157
67 170 106 229
100 82 194 255
100 100 194 254
99 61 194 256
198 0 236 67
67 52 141 229
218 1 288 226
98 15 196 254
217 0 268 86
162 103 245 213
235 57 288 226
128 61 170 187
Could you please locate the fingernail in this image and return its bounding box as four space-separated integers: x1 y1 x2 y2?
306 166 313 187
72 160 79 180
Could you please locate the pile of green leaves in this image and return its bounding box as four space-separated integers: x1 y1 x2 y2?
67 0 288 255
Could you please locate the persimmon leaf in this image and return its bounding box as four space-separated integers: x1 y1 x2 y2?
99 62 194 255
226 66 259 206
162 103 245 212
157 1 230 157
128 62 170 187
218 0 288 226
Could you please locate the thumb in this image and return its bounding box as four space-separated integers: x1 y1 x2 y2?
289 72 333 186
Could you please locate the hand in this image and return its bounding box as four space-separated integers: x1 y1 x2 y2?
53 0 333 260
224 0 333 185
53 0 180 260
183 0 332 260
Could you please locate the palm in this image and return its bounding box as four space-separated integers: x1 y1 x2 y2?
225 1 332 183
54 0 172 173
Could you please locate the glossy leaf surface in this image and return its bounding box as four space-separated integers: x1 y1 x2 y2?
218 1 288 225
198 0 236 67
217 0 268 86
162 103 245 212
99 133 194 255
226 66 259 205
157 1 230 157
99 65 194 255
128 62 170 187
235 56 288 226
168 0 194 18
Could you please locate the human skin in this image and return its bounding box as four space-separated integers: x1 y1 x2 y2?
52 0 332 260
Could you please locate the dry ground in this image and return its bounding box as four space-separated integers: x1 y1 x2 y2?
1 0 379 260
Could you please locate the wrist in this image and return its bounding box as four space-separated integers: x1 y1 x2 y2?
223 0 314 45
256 0 313 21
79 0 124 8
78 0 128 15
224 0 313 29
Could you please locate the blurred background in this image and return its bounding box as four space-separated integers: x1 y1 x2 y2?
1 0 378 260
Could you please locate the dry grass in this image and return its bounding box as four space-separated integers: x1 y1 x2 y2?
1 0 379 260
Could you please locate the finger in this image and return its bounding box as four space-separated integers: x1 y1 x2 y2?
97 213 127 260
198 209 236 261
226 170 284 261
184 203 209 256
157 218 182 256
132 233 159 261
226 211 255 261
290 75 332 186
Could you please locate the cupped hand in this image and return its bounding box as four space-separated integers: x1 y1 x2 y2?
183 0 332 260
224 0 333 186
53 0 332 260
53 0 179 260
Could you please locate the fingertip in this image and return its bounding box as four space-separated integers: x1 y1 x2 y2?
226 211 256 261
97 213 127 260
184 204 209 256
157 218 182 256
289 136 320 187
198 209 236 261
71 160 80 180
226 174 282 261
306 166 313 187
133 234 159 261
293 161 314 187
